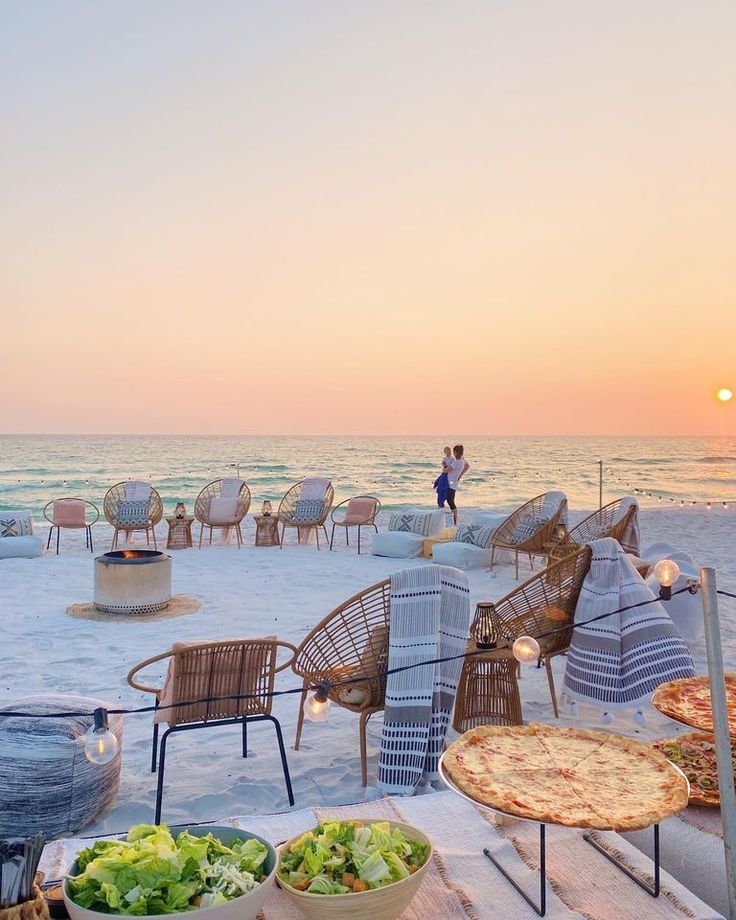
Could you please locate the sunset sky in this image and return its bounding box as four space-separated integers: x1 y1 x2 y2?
2 0 735 436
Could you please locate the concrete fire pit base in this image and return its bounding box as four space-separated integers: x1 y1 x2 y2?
94 549 172 614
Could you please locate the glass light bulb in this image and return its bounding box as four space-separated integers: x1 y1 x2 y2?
512 636 541 664
303 693 331 723
84 726 119 764
653 558 680 588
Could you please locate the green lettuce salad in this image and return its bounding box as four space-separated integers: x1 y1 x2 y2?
277 820 428 895
67 824 269 914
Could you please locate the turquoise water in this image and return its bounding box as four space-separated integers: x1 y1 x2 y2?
0 435 735 516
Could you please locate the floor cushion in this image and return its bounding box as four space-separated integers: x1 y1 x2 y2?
372 531 425 558
0 535 43 559
432 541 492 569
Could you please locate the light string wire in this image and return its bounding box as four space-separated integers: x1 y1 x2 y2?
0 585 711 722
603 466 735 508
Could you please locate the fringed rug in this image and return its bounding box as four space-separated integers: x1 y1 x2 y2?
66 595 201 622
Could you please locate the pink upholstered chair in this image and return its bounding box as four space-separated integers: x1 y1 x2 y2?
329 496 381 553
43 497 99 554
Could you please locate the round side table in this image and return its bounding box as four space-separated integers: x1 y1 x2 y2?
254 514 280 547
166 515 194 549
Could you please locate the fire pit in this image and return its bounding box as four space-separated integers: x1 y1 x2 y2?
94 550 172 614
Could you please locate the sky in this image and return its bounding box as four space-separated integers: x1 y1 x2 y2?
1 0 735 436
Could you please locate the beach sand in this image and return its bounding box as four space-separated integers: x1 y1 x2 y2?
1 506 734 835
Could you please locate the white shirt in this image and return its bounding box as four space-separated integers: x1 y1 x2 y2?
447 457 466 490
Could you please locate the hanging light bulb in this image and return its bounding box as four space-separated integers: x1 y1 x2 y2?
653 559 680 600
303 683 331 723
512 636 540 664
84 708 119 764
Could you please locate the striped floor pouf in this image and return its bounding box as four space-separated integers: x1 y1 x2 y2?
0 694 123 838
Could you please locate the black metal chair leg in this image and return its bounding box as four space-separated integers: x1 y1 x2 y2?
46 527 53 550
270 716 294 805
56 527 60 555
154 728 171 824
151 712 160 773
89 526 94 553
85 526 89 548
330 524 336 550
358 526 361 554
242 718 248 757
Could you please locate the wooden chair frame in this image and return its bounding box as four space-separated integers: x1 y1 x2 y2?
127 637 297 823
491 492 568 579
103 482 163 551
43 497 99 554
193 478 251 548
278 479 334 550
329 496 381 554
292 578 391 785
454 546 592 732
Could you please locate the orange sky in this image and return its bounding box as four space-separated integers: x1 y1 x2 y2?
1 1 735 435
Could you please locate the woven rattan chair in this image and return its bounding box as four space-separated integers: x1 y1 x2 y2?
103 481 163 550
43 497 99 554
127 637 297 823
453 545 592 731
329 495 380 553
278 478 334 550
566 498 637 551
292 579 391 785
491 492 568 579
193 478 251 548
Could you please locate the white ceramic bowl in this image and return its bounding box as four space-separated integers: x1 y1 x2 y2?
276 818 432 920
63 825 276 920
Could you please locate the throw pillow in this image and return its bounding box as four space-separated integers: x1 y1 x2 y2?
116 500 151 527
388 511 433 537
208 496 239 525
0 512 33 537
509 513 547 545
454 523 495 549
294 498 324 522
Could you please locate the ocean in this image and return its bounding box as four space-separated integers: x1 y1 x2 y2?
1 435 735 517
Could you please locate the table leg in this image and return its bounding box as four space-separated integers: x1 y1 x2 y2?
583 824 660 897
484 822 547 916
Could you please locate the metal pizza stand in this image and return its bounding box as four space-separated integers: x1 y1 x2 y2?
438 738 689 918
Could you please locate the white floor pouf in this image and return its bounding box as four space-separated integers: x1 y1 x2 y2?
0 694 123 837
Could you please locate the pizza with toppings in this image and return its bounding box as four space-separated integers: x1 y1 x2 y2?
652 732 734 807
442 723 688 830
652 674 736 735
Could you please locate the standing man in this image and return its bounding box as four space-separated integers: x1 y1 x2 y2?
446 444 469 524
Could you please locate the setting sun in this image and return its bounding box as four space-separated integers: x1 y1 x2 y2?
717 388 734 402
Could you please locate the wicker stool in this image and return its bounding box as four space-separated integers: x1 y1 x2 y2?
453 642 522 733
0 694 123 836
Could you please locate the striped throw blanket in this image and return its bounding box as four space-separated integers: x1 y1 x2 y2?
378 564 471 795
563 538 695 709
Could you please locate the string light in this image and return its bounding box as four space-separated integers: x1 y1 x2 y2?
83 708 119 764
303 682 331 723
512 636 541 664
653 559 681 600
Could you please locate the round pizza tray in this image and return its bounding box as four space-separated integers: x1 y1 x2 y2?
437 750 690 830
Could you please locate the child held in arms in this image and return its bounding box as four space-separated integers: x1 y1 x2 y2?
434 446 453 509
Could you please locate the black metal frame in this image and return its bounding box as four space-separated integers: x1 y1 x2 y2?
483 822 661 916
329 520 379 554
151 710 295 824
46 523 94 554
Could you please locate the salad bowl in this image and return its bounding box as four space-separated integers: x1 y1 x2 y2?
276 818 432 920
63 825 276 920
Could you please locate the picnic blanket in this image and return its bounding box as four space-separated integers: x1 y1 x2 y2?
563 538 695 710
378 564 471 794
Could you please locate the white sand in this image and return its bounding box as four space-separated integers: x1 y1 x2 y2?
1 506 734 835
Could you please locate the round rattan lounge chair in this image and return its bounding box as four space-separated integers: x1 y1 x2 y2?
293 578 391 785
103 481 163 550
194 478 251 548
43 497 99 554
454 545 592 732
491 491 568 579
278 478 334 550
553 498 639 560
329 495 380 553
127 637 297 823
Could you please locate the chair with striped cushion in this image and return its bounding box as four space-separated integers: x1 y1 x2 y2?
278 478 334 549
104 481 163 550
491 491 568 579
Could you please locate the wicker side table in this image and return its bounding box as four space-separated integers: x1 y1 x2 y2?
166 515 194 550
254 514 280 547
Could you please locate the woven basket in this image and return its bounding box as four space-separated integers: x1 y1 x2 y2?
0 887 50 920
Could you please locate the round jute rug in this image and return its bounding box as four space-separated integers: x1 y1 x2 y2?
66 595 201 622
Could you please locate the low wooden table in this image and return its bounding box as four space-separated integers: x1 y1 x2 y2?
422 526 457 558
166 515 194 549
254 514 280 547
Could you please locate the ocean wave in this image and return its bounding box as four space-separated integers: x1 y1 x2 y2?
697 456 736 463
